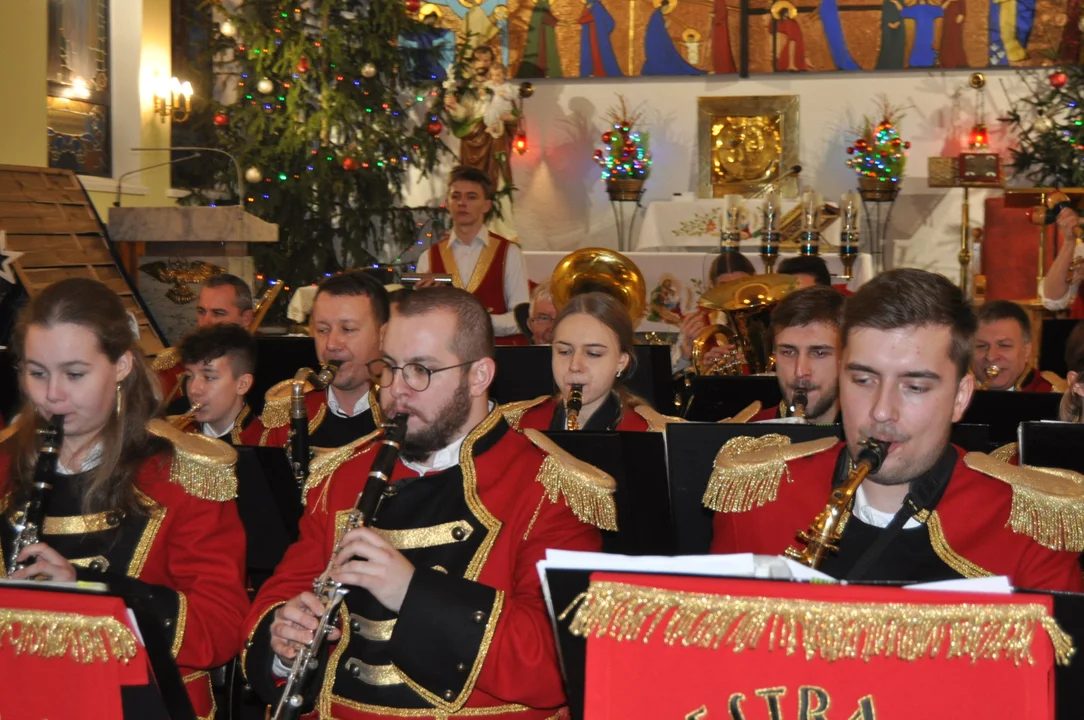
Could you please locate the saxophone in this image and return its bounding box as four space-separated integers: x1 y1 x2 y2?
784 438 891 569
8 415 64 574
787 388 808 420
286 362 341 484
565 384 584 431
272 413 408 720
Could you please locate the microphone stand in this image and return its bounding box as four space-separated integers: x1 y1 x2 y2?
114 153 202 207
129 146 245 202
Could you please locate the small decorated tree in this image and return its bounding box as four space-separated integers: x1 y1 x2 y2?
1002 64 1084 187
594 95 652 201
846 98 911 201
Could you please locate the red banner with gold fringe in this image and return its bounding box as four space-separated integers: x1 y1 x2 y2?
565 572 1068 719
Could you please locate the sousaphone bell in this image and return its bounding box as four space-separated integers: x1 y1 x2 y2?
550 247 646 323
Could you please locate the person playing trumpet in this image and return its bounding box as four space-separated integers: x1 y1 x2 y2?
970 300 1054 392
706 269 1083 591
0 278 249 716
176 323 264 444
504 292 664 431
1039 194 1084 317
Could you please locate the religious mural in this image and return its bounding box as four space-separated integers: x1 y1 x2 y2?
413 0 1077 78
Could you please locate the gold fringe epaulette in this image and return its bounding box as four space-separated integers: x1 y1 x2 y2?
149 346 181 372
719 400 762 424
964 452 1084 552
259 379 298 429
0 608 139 663
561 579 1075 666
990 442 1019 464
301 428 383 505
702 434 838 513
631 403 683 432
1042 371 1069 394
499 395 549 430
147 418 238 501
522 428 618 531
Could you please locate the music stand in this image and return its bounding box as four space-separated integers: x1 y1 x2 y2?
960 390 1061 444
234 447 303 591
683 376 783 421
1040 319 1081 376
949 423 992 453
1018 421 1084 473
666 422 842 555
543 431 673 555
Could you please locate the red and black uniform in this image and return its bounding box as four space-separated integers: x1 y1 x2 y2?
151 347 189 414
258 385 383 449
708 441 1084 592
178 403 264 446
749 402 840 424
0 441 250 718
423 233 528 346
241 409 607 718
512 394 651 432
1015 368 1055 393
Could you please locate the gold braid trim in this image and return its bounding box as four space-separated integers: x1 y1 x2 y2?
719 400 762 424
702 434 838 513
149 346 181 372
522 428 618 531
632 403 683 432
499 395 550 430
258 380 296 429
302 428 383 505
990 442 1019 464
1042 371 1069 394
0 609 139 663
964 452 1084 551
148 419 238 501
561 580 1075 666
171 592 188 658
926 511 994 579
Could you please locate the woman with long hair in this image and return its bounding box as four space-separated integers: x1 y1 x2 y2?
504 291 668 431
0 278 248 716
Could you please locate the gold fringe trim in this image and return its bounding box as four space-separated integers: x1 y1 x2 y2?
561 580 1075 666
0 609 139 664
964 452 1084 551
523 428 618 531
302 428 383 505
147 419 238 501
989 442 1019 464
1042 370 1069 394
149 346 181 372
702 434 838 513
258 380 295 429
719 400 762 424
632 403 683 432
499 395 549 430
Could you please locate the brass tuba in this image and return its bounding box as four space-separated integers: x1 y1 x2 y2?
691 273 798 375
550 248 646 323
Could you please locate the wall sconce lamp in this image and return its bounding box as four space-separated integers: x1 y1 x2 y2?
153 76 194 123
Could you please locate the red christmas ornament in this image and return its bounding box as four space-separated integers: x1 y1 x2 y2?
405 0 421 11
212 112 229 127
342 157 359 171
602 131 613 144
593 149 603 160
903 141 911 149
846 147 854 154
1050 71 1068 88
297 56 310 73
427 120 443 136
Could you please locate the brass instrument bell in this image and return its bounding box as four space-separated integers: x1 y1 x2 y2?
550 248 646 324
693 273 799 375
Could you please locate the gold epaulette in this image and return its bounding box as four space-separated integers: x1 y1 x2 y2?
719 400 762 424
499 395 549 430
149 346 181 372
522 428 618 531
0 422 17 445
990 442 1019 464
147 418 238 501
631 403 683 432
702 434 838 513
964 452 1084 552
301 428 383 505
1042 371 1069 394
259 378 321 429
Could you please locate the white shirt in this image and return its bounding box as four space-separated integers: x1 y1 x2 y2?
326 386 372 418
1040 242 1084 311
201 421 234 439
852 484 921 530
415 227 529 337
58 442 103 475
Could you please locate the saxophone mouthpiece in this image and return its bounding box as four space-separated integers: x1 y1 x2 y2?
856 437 892 474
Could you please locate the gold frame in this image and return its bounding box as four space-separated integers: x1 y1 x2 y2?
697 95 800 199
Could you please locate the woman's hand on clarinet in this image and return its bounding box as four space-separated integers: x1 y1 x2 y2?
10 543 76 582
270 592 342 663
331 527 415 613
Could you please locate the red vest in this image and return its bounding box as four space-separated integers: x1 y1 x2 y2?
518 396 651 431
428 233 528 346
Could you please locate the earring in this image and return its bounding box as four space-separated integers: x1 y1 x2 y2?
616 370 623 378
115 382 123 416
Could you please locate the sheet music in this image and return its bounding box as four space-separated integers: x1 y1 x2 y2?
904 576 1013 594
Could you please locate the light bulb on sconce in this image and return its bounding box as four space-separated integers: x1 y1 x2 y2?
152 74 194 123
839 191 862 280
799 190 822 257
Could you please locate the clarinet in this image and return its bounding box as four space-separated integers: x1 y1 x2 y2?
272 413 409 720
8 415 64 574
565 384 584 431
286 362 340 484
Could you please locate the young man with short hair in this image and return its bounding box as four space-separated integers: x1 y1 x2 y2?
178 323 262 444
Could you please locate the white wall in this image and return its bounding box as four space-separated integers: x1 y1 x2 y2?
411 68 1039 284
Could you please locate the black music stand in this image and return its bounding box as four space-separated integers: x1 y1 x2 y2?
666 422 842 555
960 390 1061 444
1040 319 1082 376
543 431 673 555
683 375 783 421
949 423 992 453
1018 421 1084 472
234 447 303 591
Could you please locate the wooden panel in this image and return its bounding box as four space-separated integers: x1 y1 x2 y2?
0 215 102 234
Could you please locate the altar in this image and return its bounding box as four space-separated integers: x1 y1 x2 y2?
524 250 873 333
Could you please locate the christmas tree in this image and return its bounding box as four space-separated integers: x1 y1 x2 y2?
1003 65 1084 187
594 96 652 182
845 100 910 187
186 0 455 287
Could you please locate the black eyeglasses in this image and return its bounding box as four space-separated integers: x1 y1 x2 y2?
366 358 478 392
